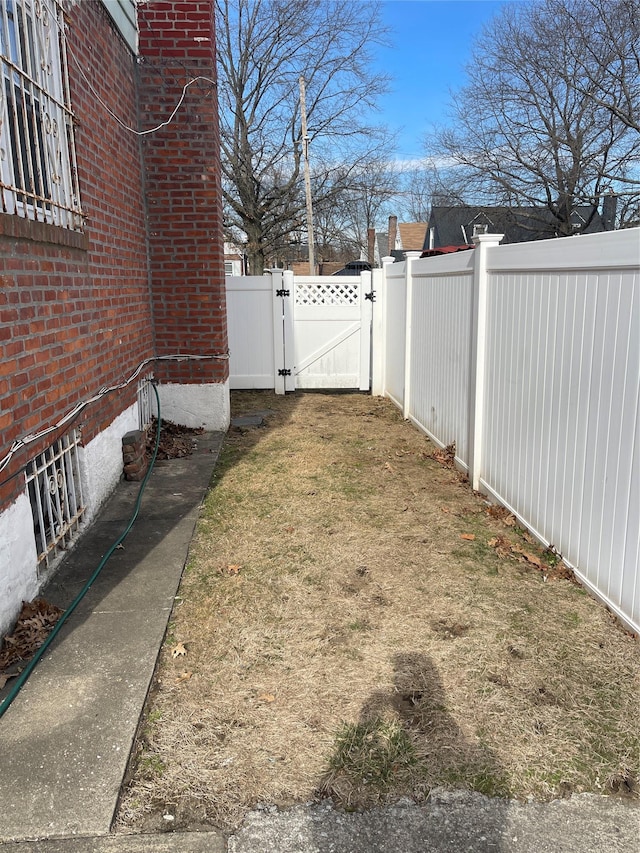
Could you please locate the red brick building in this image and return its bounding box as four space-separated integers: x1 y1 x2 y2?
0 0 228 633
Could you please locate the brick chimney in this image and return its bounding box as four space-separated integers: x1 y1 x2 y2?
367 227 375 267
388 215 398 255
602 193 617 231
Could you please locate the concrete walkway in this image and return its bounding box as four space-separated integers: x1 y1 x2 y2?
0 431 224 844
0 419 637 852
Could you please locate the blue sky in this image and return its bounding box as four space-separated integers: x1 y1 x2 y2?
374 0 510 161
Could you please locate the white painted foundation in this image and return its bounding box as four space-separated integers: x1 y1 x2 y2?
0 493 39 636
0 402 138 636
0 382 230 635
155 380 230 430
79 403 138 524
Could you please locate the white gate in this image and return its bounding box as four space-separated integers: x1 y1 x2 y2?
226 269 373 393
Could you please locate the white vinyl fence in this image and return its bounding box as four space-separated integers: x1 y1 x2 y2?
372 229 640 633
226 269 372 393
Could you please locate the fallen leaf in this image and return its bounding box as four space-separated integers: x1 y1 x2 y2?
503 514 516 527
441 507 450 513
176 671 192 683
523 552 542 567
284 526 295 533
171 642 187 658
0 599 63 671
488 537 499 547
461 533 476 541
258 693 276 703
384 461 394 473
227 564 242 575
432 442 456 467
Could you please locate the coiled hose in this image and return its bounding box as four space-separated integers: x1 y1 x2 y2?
0 382 162 720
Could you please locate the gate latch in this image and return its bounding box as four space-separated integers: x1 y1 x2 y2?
278 369 292 376
365 290 376 302
276 288 290 297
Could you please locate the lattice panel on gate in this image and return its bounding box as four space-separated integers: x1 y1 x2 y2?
295 281 359 306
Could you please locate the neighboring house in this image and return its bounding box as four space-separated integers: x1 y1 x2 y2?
377 217 428 263
374 231 388 266
0 0 229 635
224 241 245 276
397 222 429 254
318 261 346 276
425 204 611 250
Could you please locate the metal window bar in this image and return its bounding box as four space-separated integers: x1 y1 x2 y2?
137 376 154 430
0 0 83 229
26 428 85 571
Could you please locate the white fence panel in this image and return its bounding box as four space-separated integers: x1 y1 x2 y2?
226 275 275 389
293 275 370 390
481 232 639 630
407 253 474 467
227 271 372 392
377 229 640 633
382 264 407 408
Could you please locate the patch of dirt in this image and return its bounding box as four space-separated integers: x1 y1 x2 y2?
431 620 470 639
146 418 204 460
116 391 640 833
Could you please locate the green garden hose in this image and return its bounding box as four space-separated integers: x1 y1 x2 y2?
0 382 162 720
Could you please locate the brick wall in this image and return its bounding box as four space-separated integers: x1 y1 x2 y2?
0 2 153 509
0 1 228 513
66 0 154 432
138 1 228 385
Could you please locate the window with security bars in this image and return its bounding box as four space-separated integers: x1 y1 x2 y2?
0 0 82 228
137 376 154 431
26 429 85 572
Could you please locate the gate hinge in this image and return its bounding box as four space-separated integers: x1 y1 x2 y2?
276 288 290 297
365 290 376 302
278 368 292 376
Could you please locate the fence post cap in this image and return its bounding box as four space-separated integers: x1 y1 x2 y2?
472 233 504 246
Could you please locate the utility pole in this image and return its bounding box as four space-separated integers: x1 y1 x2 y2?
299 76 315 275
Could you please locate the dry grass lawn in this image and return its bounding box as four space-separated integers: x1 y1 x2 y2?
117 391 639 833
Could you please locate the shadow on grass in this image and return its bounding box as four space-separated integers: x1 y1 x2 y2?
318 651 510 847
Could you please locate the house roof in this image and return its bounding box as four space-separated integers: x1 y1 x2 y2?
375 231 388 263
420 244 475 258
398 222 428 251
426 205 605 249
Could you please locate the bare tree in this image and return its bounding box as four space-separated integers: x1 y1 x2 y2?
216 0 389 273
394 162 465 222
399 166 434 222
560 0 640 134
319 150 399 261
429 0 640 237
